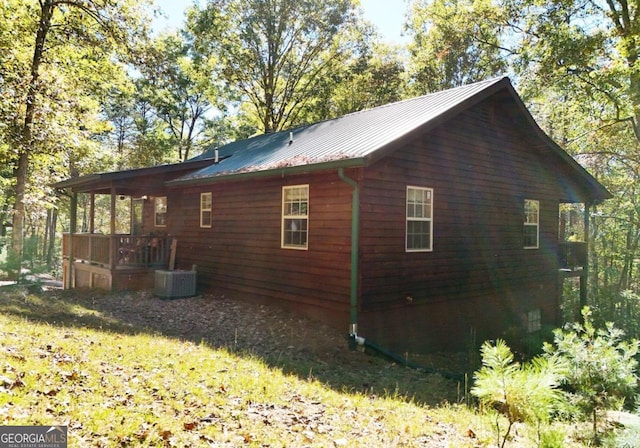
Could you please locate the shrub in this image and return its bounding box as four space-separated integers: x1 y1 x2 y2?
472 339 566 447
543 307 639 444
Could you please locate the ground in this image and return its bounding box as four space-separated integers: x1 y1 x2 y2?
18 285 464 406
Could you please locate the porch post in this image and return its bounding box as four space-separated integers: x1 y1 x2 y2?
579 202 590 310
66 191 77 289
109 187 117 271
89 192 95 233
88 191 95 263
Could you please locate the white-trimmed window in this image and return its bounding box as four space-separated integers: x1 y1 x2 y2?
200 192 212 228
524 199 539 249
527 308 542 333
406 186 433 252
154 196 167 227
282 185 309 249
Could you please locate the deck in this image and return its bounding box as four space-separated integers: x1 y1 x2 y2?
62 234 173 290
558 241 588 277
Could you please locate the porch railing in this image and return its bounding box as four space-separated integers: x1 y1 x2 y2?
558 241 587 269
63 233 171 269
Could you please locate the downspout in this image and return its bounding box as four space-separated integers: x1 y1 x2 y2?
338 168 360 339
337 168 464 381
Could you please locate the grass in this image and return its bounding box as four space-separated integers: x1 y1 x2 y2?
0 287 598 447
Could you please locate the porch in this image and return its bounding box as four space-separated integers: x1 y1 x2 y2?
558 241 587 277
62 233 174 290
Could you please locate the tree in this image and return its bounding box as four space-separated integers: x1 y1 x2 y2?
406 0 507 94
472 339 566 448
187 0 359 133
303 22 408 121
543 307 639 443
135 32 221 162
2 0 150 278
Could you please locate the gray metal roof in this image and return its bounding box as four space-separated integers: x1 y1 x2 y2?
173 77 509 183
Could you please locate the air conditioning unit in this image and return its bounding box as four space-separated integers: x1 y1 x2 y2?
154 270 196 299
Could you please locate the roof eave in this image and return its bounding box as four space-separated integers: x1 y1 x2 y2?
501 83 613 202
166 157 368 188
52 158 216 193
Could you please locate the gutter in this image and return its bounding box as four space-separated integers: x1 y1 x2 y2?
337 168 360 338
167 158 368 188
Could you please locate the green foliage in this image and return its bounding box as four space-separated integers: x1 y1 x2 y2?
472 339 566 447
0 0 153 276
187 0 360 132
406 0 507 94
543 307 639 442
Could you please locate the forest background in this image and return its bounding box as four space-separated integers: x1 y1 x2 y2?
1 0 639 336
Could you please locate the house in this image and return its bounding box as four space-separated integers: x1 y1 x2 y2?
55 77 611 354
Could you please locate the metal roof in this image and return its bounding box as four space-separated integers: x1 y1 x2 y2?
54 75 608 202
173 76 510 183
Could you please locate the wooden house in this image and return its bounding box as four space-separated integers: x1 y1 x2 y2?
56 77 611 353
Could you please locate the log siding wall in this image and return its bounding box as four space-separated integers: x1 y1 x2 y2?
164 172 354 324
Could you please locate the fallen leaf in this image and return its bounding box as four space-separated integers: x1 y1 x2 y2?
159 429 172 440
183 421 197 431
0 375 25 389
42 388 59 397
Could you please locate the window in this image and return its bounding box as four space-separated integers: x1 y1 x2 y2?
406 186 433 252
527 309 542 333
524 199 539 249
154 196 167 227
200 192 212 228
282 185 309 249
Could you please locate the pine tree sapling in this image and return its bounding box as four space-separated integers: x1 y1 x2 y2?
472 339 566 448
544 307 639 442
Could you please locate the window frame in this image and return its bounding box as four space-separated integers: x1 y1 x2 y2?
406 186 434 252
154 196 167 227
526 308 542 333
281 184 309 250
200 192 212 228
524 199 539 249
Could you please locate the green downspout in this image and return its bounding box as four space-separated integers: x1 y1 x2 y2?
338 168 359 337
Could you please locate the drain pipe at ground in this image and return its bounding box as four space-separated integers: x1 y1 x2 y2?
337 168 360 340
338 168 463 381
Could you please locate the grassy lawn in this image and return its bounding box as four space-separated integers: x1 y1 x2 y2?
0 286 594 447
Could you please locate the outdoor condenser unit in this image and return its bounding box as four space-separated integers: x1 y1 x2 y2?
154 270 196 299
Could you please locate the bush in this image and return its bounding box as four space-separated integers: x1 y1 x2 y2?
543 307 639 444
471 339 566 447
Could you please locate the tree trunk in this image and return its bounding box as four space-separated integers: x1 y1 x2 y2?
9 0 55 280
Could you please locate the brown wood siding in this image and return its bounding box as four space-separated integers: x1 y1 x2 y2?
358 98 565 351
163 172 354 315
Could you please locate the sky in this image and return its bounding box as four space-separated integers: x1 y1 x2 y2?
151 0 409 44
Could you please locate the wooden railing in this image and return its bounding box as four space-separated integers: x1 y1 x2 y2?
63 233 171 269
558 241 587 269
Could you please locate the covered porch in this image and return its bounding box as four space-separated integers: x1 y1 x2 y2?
54 158 214 291
62 233 174 290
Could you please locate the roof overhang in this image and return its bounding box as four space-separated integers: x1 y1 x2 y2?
53 159 216 195
499 82 612 203
166 157 367 187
